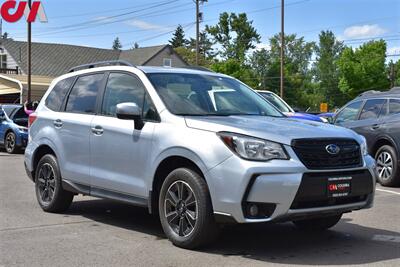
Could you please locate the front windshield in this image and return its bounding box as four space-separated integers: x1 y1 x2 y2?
258 92 292 113
147 73 283 117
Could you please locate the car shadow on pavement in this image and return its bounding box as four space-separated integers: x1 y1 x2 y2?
68 199 400 265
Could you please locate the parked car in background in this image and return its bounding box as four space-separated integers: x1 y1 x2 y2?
0 104 29 154
334 87 400 187
25 62 376 249
257 90 328 122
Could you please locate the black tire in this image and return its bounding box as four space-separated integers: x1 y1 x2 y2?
35 154 74 213
375 145 400 187
5 131 18 154
159 168 219 249
293 214 342 231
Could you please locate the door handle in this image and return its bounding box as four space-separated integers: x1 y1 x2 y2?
372 124 380 130
91 125 104 135
53 119 63 128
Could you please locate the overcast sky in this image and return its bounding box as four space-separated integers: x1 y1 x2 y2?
3 0 400 59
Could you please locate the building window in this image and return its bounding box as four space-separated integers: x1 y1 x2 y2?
163 58 172 67
0 54 7 69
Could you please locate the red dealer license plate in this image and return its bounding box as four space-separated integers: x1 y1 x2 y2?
327 177 352 198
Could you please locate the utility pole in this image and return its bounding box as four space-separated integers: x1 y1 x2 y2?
27 0 32 104
195 0 200 65
280 0 285 99
194 0 206 65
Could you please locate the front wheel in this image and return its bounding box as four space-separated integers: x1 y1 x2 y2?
159 168 219 249
293 214 342 231
375 145 400 187
35 154 74 213
5 131 18 154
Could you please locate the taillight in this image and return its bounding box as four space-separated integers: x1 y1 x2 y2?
28 113 37 127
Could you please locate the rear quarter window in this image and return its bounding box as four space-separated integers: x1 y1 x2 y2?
45 77 75 111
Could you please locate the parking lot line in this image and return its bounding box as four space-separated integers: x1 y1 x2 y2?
376 188 400 196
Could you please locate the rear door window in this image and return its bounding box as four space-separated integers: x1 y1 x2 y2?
45 77 75 111
65 73 104 114
335 101 363 124
389 99 400 115
359 99 385 120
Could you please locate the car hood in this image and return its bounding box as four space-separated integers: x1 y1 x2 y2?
184 116 361 145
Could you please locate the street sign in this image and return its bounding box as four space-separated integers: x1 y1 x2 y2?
320 103 328 113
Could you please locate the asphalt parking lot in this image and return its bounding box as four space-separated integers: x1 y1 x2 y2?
1 150 399 267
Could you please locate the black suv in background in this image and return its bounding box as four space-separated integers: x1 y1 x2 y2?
334 87 400 187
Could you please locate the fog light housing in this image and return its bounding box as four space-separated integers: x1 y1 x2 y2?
249 204 259 217
244 202 276 219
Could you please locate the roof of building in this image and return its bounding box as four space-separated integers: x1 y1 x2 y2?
0 39 183 77
119 45 168 66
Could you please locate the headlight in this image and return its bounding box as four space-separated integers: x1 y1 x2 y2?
217 132 289 161
320 117 329 123
18 126 28 132
359 135 368 156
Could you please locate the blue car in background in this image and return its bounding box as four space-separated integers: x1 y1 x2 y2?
257 91 328 123
0 104 29 154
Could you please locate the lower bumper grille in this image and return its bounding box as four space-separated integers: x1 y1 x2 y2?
291 170 373 210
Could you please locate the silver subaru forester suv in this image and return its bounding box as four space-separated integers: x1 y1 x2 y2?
25 61 376 249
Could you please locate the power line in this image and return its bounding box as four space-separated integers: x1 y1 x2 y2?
49 0 176 19
122 22 196 47
46 0 181 30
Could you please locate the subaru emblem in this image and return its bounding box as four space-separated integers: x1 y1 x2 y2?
326 144 340 155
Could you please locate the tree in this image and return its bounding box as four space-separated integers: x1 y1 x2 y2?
211 59 258 88
206 12 260 62
249 48 270 89
175 46 212 66
263 33 315 108
131 42 139 50
338 40 390 99
389 59 400 87
314 30 345 107
169 25 187 48
2 32 9 39
112 37 122 50
188 31 215 60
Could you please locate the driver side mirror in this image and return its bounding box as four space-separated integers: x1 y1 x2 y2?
116 102 144 130
0 110 5 121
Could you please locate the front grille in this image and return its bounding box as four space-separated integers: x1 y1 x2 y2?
290 170 373 209
292 138 362 170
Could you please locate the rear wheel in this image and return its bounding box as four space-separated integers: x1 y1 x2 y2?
159 168 219 249
375 145 400 187
35 154 74 212
5 131 18 154
293 214 342 231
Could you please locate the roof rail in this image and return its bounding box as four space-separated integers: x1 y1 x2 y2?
389 87 400 93
181 66 215 72
357 90 381 97
68 60 135 73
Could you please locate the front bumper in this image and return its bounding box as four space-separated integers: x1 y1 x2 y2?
206 145 376 223
16 131 28 148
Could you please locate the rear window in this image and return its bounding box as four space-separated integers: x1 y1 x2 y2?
2 106 17 117
389 99 400 115
65 74 104 114
45 77 75 111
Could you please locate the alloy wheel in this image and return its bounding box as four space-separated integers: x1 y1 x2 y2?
37 163 56 204
5 133 15 153
376 151 393 181
164 180 198 237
